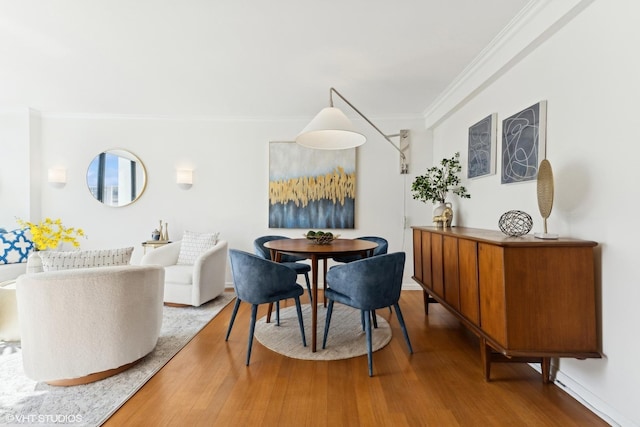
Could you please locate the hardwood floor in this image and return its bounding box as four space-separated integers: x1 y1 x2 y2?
105 291 607 426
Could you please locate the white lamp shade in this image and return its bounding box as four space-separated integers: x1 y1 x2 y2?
48 168 66 184
176 169 193 188
295 107 366 150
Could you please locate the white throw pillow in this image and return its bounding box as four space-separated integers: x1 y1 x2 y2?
177 231 219 265
39 247 134 271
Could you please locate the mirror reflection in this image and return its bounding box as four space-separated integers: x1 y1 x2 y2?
87 149 146 207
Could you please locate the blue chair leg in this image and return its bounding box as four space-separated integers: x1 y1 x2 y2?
276 301 280 326
294 296 307 347
303 272 312 303
372 310 378 329
393 303 413 354
322 299 335 349
360 310 365 331
364 310 373 377
246 304 258 365
225 298 241 341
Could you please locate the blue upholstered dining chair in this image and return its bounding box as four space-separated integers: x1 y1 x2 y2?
332 236 388 264
332 236 391 319
254 235 313 302
226 249 307 365
322 252 413 376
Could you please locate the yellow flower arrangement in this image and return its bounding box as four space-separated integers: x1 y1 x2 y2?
17 217 86 250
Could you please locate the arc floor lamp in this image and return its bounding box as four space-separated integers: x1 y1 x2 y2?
295 87 410 174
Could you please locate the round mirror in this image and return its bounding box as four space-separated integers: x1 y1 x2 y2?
86 149 147 207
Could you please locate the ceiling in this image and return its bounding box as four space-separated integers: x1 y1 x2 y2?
0 0 531 119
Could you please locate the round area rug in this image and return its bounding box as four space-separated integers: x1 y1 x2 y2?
254 303 392 361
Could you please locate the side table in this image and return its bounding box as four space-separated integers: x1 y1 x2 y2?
141 241 171 254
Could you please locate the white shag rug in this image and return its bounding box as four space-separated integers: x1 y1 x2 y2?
0 292 235 427
254 303 392 361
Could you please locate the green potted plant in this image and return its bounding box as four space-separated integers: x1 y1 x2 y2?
411 152 470 226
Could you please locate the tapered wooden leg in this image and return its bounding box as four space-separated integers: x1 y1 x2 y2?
311 255 319 352
323 258 327 307
541 357 551 384
423 290 429 315
266 302 273 323
480 338 491 382
266 250 282 324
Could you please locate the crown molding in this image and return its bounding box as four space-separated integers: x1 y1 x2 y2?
423 0 596 129
33 111 423 123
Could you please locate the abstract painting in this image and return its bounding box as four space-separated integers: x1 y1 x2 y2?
501 101 547 184
468 113 497 179
269 142 355 229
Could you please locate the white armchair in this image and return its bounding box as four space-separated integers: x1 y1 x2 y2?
141 240 228 307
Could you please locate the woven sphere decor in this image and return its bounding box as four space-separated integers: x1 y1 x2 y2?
498 210 533 237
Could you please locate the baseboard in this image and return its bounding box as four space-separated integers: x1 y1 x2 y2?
528 363 630 426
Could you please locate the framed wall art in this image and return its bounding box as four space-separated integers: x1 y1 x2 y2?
268 141 356 229
467 113 497 179
501 100 547 184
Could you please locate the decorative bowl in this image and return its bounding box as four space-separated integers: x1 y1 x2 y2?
304 233 340 245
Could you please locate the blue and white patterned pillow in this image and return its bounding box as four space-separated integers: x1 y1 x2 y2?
0 228 34 265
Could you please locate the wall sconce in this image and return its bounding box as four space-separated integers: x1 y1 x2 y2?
48 168 67 188
296 87 410 174
176 168 193 189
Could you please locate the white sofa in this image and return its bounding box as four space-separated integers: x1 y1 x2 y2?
0 262 26 282
141 240 228 307
0 263 27 342
16 264 164 385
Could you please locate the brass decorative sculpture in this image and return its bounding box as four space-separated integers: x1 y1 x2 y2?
534 159 558 239
433 206 453 228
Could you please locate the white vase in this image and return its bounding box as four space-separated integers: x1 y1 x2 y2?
432 201 453 228
27 251 43 274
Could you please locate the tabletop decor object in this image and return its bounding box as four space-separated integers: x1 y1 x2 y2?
498 210 533 237
305 230 339 245
534 159 558 239
411 152 470 227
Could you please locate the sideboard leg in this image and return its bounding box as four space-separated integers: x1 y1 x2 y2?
541 357 551 384
480 338 491 382
423 290 429 315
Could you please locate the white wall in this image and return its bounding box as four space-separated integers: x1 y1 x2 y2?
0 109 41 227
427 0 640 425
16 113 430 284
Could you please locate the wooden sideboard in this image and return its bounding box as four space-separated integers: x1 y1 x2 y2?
412 226 600 383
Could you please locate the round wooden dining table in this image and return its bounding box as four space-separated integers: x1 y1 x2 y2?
264 238 378 352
